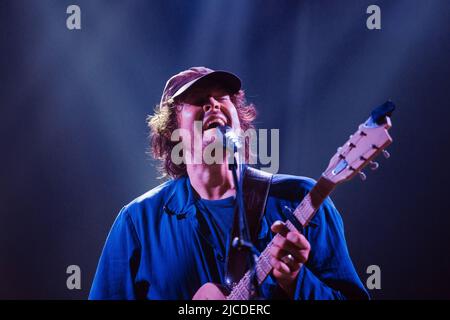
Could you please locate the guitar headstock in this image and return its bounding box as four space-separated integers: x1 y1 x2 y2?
323 101 395 185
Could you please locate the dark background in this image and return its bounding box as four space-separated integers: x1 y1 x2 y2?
1 0 449 299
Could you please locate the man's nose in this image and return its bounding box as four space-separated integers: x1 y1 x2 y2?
202 97 221 113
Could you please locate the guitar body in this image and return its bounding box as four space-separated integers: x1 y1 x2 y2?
192 282 228 300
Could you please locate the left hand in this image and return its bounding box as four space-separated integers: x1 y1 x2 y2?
270 220 311 298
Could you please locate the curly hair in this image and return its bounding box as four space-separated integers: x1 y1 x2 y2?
147 89 257 179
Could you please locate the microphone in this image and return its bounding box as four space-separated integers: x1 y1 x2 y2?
217 125 243 152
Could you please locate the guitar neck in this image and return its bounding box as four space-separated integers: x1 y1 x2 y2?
227 176 335 300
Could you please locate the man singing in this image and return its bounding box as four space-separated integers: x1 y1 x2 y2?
89 67 369 300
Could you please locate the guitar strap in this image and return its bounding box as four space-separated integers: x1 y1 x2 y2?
224 166 273 288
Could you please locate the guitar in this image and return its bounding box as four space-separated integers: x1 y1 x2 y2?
192 101 395 300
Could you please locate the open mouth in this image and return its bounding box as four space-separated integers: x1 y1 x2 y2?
203 116 228 131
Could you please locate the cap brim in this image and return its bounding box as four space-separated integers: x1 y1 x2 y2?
171 71 241 101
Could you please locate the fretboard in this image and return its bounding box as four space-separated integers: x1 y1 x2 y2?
226 176 335 300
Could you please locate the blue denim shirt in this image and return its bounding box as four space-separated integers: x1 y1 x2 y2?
89 174 369 300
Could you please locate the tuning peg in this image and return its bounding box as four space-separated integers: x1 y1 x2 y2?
358 171 367 181
382 150 390 159
369 161 379 170
337 147 342 152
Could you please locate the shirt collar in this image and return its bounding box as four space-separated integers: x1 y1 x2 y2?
163 175 219 250
163 175 197 218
